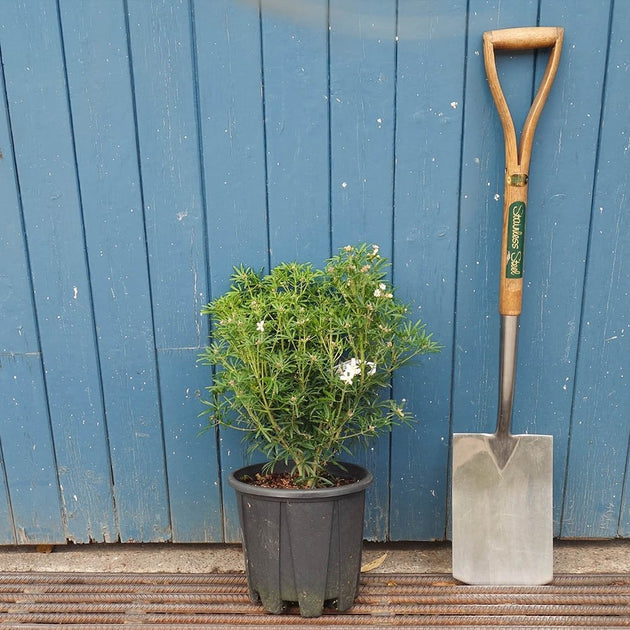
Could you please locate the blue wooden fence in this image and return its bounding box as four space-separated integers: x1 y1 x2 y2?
0 0 628 544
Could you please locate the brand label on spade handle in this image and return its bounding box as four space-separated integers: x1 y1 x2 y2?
506 201 526 279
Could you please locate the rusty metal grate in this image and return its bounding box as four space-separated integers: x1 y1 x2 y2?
0 572 628 628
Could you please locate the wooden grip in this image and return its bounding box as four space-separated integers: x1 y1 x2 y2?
484 26 563 50
483 27 564 315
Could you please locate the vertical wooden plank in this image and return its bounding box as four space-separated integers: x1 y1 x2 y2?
194 0 269 274
126 0 206 351
125 0 224 542
60 0 170 543
0 446 15 543
0 85 38 363
328 0 397 541
622 476 630 537
261 0 330 264
194 0 269 541
0 0 113 543
389 0 467 541
0 54 36 544
0 355 62 543
562 0 630 538
514 0 614 537
0 78 58 542
159 350 221 542
329 0 396 247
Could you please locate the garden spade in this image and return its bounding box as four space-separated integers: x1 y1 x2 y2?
452 26 563 585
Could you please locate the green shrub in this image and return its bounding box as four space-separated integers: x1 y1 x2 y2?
199 244 440 487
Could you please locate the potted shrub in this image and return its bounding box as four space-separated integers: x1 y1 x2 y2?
199 244 439 617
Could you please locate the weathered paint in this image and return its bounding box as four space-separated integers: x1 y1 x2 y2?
0 0 628 543
193 0 270 542
329 0 397 541
389 0 467 541
561 0 630 538
262 0 331 265
1 0 114 544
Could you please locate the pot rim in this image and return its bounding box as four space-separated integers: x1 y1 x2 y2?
228 461 373 500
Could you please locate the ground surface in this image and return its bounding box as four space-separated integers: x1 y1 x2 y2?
0 540 627 574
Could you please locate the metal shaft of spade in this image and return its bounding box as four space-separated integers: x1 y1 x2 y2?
493 315 519 467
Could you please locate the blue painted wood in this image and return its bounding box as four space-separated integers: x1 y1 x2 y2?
0 57 32 545
126 0 208 351
125 0 223 542
193 0 269 274
0 0 629 543
526 0 614 536
329 0 396 247
0 94 38 360
328 0 397 541
0 355 64 543
127 10 203 346
0 70 60 542
0 0 112 543
193 0 270 542
388 0 468 541
261 0 331 264
396 3 464 540
159 349 222 542
0 447 14 543
561 0 630 538
60 0 169 543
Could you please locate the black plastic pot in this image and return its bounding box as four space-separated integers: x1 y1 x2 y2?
228 461 373 618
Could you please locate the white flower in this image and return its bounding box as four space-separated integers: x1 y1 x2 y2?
256 320 265 332
337 358 361 385
339 371 355 385
374 282 388 298
336 358 376 384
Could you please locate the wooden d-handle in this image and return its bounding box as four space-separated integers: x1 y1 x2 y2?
485 26 563 50
483 26 564 316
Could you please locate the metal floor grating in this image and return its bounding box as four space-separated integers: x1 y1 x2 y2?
0 572 628 628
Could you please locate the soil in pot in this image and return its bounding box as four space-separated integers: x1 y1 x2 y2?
241 470 359 490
